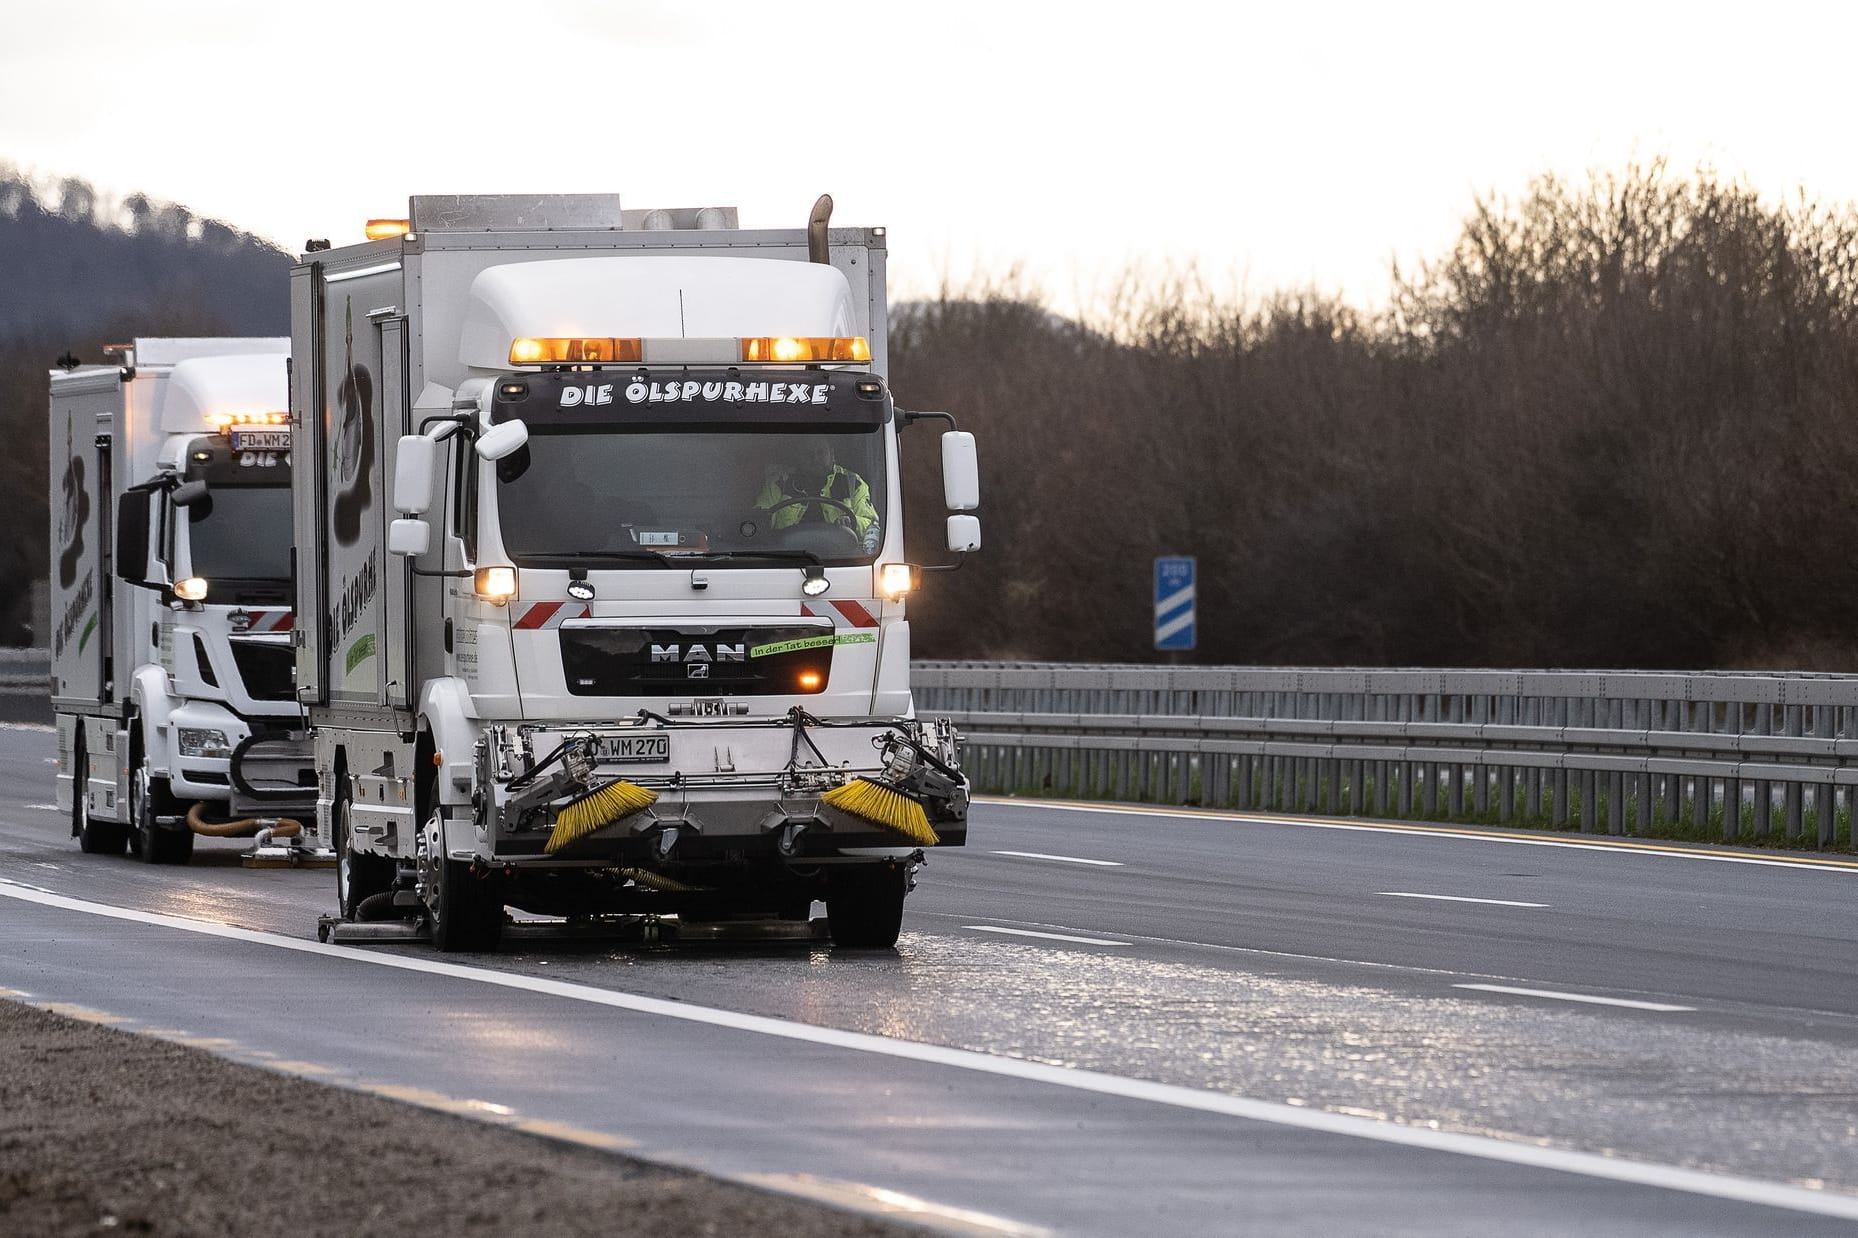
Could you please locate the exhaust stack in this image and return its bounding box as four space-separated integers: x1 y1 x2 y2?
807 194 833 265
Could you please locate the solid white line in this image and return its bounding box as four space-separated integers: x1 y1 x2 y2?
1377 892 1549 908
1453 984 1696 1012
991 850 1124 867
985 799 1858 875
965 925 1132 946
0 880 1850 1222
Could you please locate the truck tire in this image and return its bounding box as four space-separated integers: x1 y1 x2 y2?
826 863 908 949
335 772 395 919
73 736 129 856
428 831 502 952
132 755 194 865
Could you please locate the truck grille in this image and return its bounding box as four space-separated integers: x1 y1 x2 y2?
558 625 839 697
229 639 296 701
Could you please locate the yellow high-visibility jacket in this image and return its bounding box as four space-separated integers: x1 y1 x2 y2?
756 465 880 549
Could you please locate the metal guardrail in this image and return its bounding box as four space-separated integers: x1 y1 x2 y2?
0 648 48 691
912 663 1858 847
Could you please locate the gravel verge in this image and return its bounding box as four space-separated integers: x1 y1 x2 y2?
0 998 920 1237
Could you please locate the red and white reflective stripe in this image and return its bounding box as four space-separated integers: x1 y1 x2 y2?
802 600 879 629
239 610 295 633
513 602 593 630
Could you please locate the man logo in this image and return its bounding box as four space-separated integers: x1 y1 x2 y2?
651 643 745 664
686 664 710 679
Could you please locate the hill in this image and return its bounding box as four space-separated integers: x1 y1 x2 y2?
0 170 290 342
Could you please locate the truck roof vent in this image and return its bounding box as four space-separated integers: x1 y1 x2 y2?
619 206 738 231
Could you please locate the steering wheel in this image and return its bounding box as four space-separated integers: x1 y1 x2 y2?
761 495 857 523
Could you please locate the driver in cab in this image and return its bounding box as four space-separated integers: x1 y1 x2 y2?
755 440 881 552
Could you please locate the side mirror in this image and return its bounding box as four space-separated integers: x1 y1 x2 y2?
170 479 209 508
393 434 438 515
114 490 165 588
475 419 529 462
947 514 981 554
941 431 979 511
388 518 431 557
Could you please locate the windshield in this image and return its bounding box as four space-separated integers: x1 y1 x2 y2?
187 484 293 581
497 426 888 565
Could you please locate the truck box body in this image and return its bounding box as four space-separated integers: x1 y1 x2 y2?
51 339 316 859
291 196 975 948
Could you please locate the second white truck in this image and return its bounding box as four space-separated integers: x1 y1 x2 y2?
52 338 318 863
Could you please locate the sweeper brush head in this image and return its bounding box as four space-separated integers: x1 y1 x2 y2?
820 777 939 846
546 779 658 854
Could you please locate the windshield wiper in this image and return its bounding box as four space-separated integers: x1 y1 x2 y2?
679 550 824 566
516 549 679 567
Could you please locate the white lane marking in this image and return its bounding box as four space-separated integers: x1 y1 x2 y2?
25 803 60 812
742 1175 1051 1238
1377 892 1549 908
990 850 1124 867
0 881 1851 1223
985 799 1858 874
1453 984 1696 1012
965 925 1132 946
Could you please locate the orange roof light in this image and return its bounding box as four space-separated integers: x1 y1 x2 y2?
740 337 871 364
365 218 411 241
509 337 644 365
205 411 289 432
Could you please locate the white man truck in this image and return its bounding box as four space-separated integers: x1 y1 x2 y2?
52 338 319 863
294 194 979 950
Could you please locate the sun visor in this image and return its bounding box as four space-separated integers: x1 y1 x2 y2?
458 256 858 372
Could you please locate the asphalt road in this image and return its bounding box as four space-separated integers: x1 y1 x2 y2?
4 723 1858 1236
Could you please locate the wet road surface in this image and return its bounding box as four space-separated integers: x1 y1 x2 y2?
5 725 1858 1234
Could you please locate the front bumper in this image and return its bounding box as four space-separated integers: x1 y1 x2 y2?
166 700 315 815
482 714 968 863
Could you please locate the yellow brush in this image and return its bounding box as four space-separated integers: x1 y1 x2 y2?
546 779 658 854
820 777 939 846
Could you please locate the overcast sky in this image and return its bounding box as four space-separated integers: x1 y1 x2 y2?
4 0 1856 315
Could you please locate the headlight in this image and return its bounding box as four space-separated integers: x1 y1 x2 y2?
474 565 517 604
179 728 232 759
175 577 209 602
876 562 917 601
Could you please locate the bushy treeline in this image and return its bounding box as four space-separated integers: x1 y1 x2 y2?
893 165 1858 670
3 164 1854 668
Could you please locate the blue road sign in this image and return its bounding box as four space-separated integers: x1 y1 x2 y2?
1154 556 1196 651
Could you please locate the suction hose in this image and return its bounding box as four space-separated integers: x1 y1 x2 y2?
185 801 303 839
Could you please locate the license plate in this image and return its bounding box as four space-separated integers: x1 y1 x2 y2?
594 732 670 763
231 429 291 450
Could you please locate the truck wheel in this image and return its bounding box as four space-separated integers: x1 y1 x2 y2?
133 759 194 865
335 773 395 919
73 736 129 856
826 863 908 949
428 828 502 952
